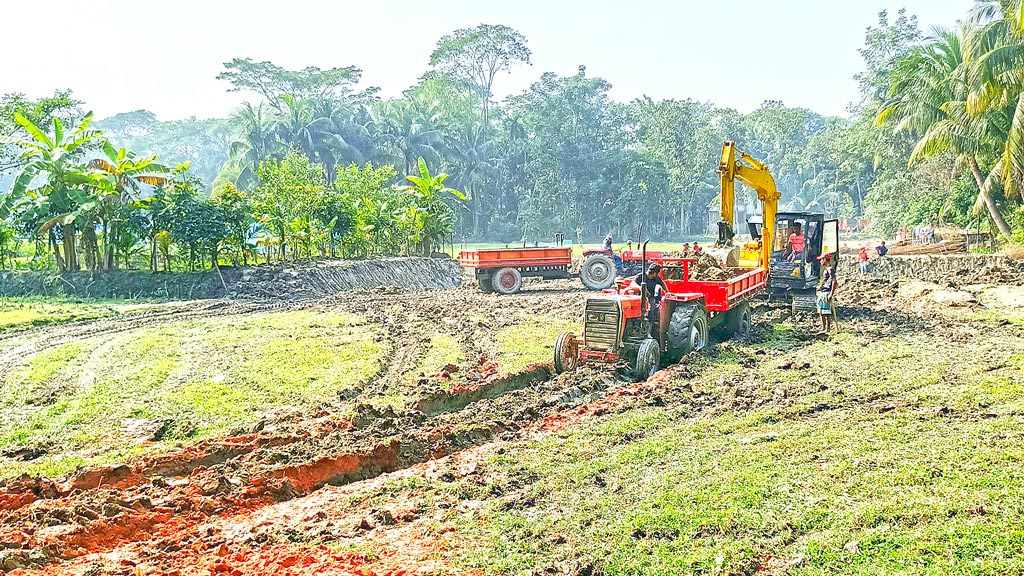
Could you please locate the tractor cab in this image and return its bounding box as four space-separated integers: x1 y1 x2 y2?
768 212 838 310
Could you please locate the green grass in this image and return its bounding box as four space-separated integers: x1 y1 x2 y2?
0 310 383 479
411 333 465 387
0 297 152 332
444 315 1024 575
495 317 582 374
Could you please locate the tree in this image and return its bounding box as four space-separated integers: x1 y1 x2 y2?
217 58 376 112
1 90 81 172
854 9 923 108
212 182 253 265
251 151 327 262
165 175 228 270
4 113 105 271
429 24 531 125
877 28 1013 235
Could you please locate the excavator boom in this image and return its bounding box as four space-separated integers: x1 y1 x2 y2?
717 141 781 271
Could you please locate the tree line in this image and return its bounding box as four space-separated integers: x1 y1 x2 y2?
3 5 1024 273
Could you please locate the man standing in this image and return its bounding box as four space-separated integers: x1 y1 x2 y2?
858 245 870 275
816 252 838 334
632 263 668 339
875 241 888 257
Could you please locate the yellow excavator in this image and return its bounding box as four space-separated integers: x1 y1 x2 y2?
716 141 780 270
714 141 839 312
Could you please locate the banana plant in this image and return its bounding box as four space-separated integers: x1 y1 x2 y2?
4 112 105 271
397 157 465 255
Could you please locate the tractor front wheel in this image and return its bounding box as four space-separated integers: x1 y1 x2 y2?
580 253 617 290
492 267 523 295
553 331 579 373
666 302 709 361
633 338 661 380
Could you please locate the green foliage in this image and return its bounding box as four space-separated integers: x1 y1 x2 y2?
252 151 327 261
397 157 465 255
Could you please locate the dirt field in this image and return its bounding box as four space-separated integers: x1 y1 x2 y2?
1 268 1023 575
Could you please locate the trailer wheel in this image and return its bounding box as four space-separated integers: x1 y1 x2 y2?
634 338 661 380
726 302 752 338
580 253 617 290
666 302 709 361
477 276 495 293
492 267 523 295
553 331 579 373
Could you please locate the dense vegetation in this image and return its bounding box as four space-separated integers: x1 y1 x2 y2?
3 5 1024 273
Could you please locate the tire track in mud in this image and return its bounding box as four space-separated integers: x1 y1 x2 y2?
0 283 596 572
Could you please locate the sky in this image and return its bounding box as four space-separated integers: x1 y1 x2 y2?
0 0 974 122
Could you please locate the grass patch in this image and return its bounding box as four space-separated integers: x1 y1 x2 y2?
0 297 149 332
449 312 1024 575
0 310 383 479
411 333 465 386
495 316 582 373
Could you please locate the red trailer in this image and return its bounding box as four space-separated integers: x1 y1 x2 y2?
554 256 765 379
459 247 573 295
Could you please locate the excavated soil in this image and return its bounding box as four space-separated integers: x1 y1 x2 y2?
0 266 1019 575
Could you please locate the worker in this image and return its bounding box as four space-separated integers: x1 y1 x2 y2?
875 240 888 257
603 234 622 270
632 263 668 339
816 252 838 334
787 223 805 261
858 245 869 275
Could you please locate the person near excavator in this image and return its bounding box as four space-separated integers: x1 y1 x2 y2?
816 251 838 334
632 263 668 339
858 245 870 275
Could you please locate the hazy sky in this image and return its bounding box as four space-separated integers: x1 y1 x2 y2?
1 0 973 121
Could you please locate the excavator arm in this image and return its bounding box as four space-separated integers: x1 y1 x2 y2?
716 141 781 271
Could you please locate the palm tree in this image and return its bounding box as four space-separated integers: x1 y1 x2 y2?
218 102 280 189
4 113 105 271
877 27 1013 236
374 99 443 175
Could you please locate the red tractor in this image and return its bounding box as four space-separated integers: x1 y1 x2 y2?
554 248 765 379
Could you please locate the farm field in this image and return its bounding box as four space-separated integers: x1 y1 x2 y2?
1 267 1022 575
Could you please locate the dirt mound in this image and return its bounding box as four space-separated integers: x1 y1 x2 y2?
227 257 462 299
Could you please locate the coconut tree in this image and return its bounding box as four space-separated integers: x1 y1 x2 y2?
877 27 1013 236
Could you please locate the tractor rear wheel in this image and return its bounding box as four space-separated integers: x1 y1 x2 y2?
553 331 579 373
492 267 523 295
666 302 709 361
580 253 617 290
477 277 494 293
726 302 752 338
633 338 661 380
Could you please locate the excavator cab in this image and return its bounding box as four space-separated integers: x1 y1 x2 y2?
768 212 838 311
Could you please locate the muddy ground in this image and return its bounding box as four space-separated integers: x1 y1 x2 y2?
0 271 1021 575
